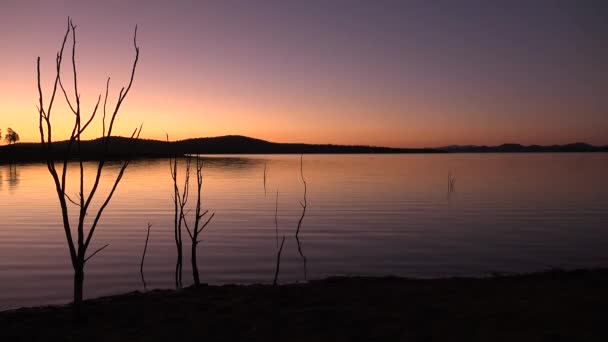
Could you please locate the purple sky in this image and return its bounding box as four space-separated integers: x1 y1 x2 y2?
1 0 607 146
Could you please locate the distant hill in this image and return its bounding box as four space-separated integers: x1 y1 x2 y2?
437 142 608 153
0 136 606 163
173 136 437 154
0 135 438 162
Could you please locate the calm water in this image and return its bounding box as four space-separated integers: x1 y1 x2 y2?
0 154 607 310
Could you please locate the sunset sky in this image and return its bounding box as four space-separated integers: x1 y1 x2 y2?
0 0 606 147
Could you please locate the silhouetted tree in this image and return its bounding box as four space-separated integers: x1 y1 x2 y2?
4 128 20 145
36 18 141 317
182 156 215 286
295 155 308 280
140 223 152 290
263 161 267 195
273 190 285 286
169 145 189 288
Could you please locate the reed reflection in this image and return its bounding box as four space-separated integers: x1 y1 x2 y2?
3 163 20 191
186 156 266 172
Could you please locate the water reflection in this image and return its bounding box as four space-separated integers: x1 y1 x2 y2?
186 155 266 171
446 170 456 201
7 164 19 189
0 164 20 191
1 154 608 310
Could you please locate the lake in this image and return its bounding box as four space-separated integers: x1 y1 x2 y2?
1 153 607 310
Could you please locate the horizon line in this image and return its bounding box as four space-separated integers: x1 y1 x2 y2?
2 134 607 150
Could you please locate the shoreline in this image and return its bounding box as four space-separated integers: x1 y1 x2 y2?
1 268 607 341
1 136 607 164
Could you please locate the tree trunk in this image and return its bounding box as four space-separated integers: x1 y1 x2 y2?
73 263 84 319
192 241 200 286
175 247 182 288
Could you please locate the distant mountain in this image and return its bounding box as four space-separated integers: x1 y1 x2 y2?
0 135 438 162
0 136 606 163
173 135 437 154
437 142 608 153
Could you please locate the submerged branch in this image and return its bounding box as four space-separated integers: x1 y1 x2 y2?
140 223 152 290
295 154 308 280
273 190 285 286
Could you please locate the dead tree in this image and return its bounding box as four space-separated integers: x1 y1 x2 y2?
36 18 141 316
182 156 215 286
263 161 268 195
140 223 152 290
273 190 285 286
169 148 190 288
295 155 308 280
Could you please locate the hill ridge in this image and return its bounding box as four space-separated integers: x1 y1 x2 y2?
1 135 607 163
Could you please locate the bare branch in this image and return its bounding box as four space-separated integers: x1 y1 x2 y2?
197 212 215 234
84 244 109 263
178 153 214 286
106 25 139 140
295 234 308 281
263 162 267 195
295 154 307 238
37 18 77 267
275 190 279 248
70 19 80 112
295 155 308 280
77 94 101 136
103 78 110 137
182 212 194 240
45 17 71 124
140 223 152 290
273 236 286 287
197 209 209 220
167 134 183 288
58 76 77 115
84 124 143 251
65 193 80 207
82 24 139 215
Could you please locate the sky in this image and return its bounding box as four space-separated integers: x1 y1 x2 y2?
0 0 607 147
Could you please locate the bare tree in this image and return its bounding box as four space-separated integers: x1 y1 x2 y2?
36 18 141 316
263 161 268 195
182 156 215 286
169 149 190 288
295 155 307 238
273 190 285 286
140 223 152 290
295 154 308 280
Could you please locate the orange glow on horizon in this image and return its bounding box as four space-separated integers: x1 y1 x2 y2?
1 2 607 148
